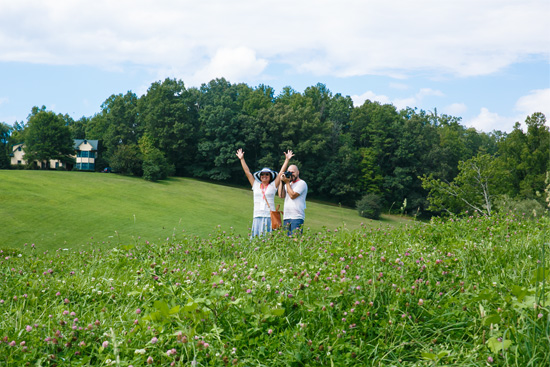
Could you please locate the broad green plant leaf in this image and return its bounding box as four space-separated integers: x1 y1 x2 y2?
487 337 512 353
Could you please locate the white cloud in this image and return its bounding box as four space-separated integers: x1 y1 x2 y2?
393 97 417 110
0 0 547 79
466 107 514 132
351 91 391 107
352 87 444 110
389 82 409 90
189 47 268 87
416 88 444 99
444 103 468 116
465 89 550 133
514 89 550 118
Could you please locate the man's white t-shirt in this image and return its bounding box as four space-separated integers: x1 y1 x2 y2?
283 179 307 220
252 181 277 218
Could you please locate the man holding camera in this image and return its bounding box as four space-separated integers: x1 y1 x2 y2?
278 165 308 235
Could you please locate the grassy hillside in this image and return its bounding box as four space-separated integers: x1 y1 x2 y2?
0 170 407 251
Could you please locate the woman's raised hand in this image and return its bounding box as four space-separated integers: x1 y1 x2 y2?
284 150 294 160
236 148 245 160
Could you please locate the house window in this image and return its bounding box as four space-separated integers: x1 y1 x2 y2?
55 162 59 169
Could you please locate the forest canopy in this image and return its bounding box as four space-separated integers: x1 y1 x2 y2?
1 78 548 217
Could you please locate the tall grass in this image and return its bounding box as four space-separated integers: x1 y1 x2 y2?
0 211 548 366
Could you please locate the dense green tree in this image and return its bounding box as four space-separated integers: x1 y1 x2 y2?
238 86 280 177
350 101 400 204
313 92 359 205
23 107 74 168
110 144 143 176
497 113 549 200
139 134 174 181
68 116 90 139
274 90 331 195
138 78 199 176
387 109 437 213
87 92 141 167
194 79 248 180
0 122 11 168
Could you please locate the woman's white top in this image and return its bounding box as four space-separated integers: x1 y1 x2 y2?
252 181 276 218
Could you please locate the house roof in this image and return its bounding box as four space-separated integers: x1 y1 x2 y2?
74 139 99 150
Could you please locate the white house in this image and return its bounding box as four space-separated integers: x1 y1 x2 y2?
10 139 99 171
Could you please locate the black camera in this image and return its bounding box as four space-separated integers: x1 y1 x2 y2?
284 171 293 178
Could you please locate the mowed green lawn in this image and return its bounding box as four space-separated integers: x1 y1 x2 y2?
0 170 407 251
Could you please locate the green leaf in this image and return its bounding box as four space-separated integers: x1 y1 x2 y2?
421 352 437 360
154 300 170 316
531 268 550 284
169 305 180 315
437 350 450 358
510 285 528 301
184 302 198 312
483 314 501 326
271 308 285 317
487 337 512 353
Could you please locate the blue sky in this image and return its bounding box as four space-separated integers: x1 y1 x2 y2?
0 0 548 133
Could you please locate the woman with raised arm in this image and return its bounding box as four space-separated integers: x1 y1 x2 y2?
236 149 294 237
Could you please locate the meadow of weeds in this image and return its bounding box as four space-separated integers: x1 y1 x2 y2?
1 211 549 366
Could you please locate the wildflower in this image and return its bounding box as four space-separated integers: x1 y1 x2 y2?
147 356 154 364
487 356 494 363
26 325 33 332
102 341 109 348
418 299 424 306
151 337 158 344
136 308 141 314
268 329 273 335
135 349 146 354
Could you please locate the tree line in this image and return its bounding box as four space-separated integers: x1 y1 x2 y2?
1 78 548 217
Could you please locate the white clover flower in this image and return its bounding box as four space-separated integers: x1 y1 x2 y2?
135 349 146 354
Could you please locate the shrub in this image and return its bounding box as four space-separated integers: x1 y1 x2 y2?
110 144 143 176
356 193 382 219
495 195 547 219
142 149 175 181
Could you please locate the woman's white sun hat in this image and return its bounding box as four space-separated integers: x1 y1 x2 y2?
253 167 278 182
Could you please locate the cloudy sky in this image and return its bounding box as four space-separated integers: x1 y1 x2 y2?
0 0 548 133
